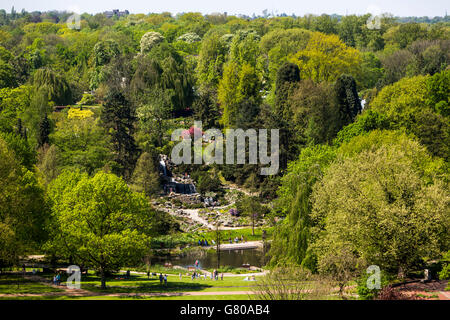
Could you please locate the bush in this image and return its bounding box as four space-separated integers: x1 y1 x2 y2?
78 93 96 105
357 270 392 300
439 251 450 280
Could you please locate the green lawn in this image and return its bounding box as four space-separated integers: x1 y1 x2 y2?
0 270 261 300
74 272 259 294
0 275 64 295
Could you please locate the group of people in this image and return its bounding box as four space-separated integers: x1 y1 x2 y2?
198 235 247 247
158 273 168 285
229 235 246 244
198 239 215 246
188 270 223 281
52 272 62 286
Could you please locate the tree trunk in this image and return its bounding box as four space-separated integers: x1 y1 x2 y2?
100 267 106 290
252 214 255 236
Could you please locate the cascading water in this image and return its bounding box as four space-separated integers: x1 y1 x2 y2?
159 159 167 176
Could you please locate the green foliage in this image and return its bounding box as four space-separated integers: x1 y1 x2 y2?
32 68 72 105
334 74 362 128
311 131 449 276
140 31 165 54
291 32 362 82
0 137 47 267
333 110 391 146
194 171 222 195
93 40 120 67
131 152 161 197
370 73 450 159
78 93 96 105
0 130 36 170
101 88 139 180
356 270 392 300
51 114 111 175
196 30 228 88
46 171 155 288
439 251 450 280
269 145 336 268
426 69 449 116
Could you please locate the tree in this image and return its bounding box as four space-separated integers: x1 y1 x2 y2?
93 40 120 67
37 113 50 147
140 32 165 54
192 85 219 129
371 73 450 160
36 143 59 185
32 68 72 105
260 28 311 86
291 32 362 83
47 171 154 289
0 130 36 170
311 131 449 278
334 74 362 128
51 115 111 174
0 137 47 269
236 196 267 235
383 23 429 49
268 145 336 269
0 60 15 88
101 88 139 180
289 79 339 145
218 31 263 128
273 62 301 169
131 152 160 197
132 45 194 113
135 88 172 148
196 30 228 88
253 264 331 300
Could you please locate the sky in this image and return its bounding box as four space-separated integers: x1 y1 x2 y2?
0 0 448 17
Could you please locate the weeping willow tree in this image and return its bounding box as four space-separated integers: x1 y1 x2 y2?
131 43 194 114
268 145 336 270
33 68 72 105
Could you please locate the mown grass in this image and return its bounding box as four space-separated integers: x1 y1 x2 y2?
0 275 64 295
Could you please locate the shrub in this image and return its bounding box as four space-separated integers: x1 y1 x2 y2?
439 251 450 280
78 93 96 105
357 270 392 300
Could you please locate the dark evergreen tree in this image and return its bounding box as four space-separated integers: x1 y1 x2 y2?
16 118 24 138
192 86 219 129
274 62 300 117
334 74 362 128
37 113 50 147
235 98 260 129
274 62 301 170
101 89 139 180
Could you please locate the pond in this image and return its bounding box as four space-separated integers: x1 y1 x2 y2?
150 247 269 269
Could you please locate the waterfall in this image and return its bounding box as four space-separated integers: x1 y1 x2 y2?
160 160 167 176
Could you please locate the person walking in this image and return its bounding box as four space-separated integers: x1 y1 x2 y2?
159 273 163 284
164 274 167 285
221 273 224 281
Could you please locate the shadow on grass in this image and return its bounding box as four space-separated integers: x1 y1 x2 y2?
82 280 214 294
0 275 64 294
